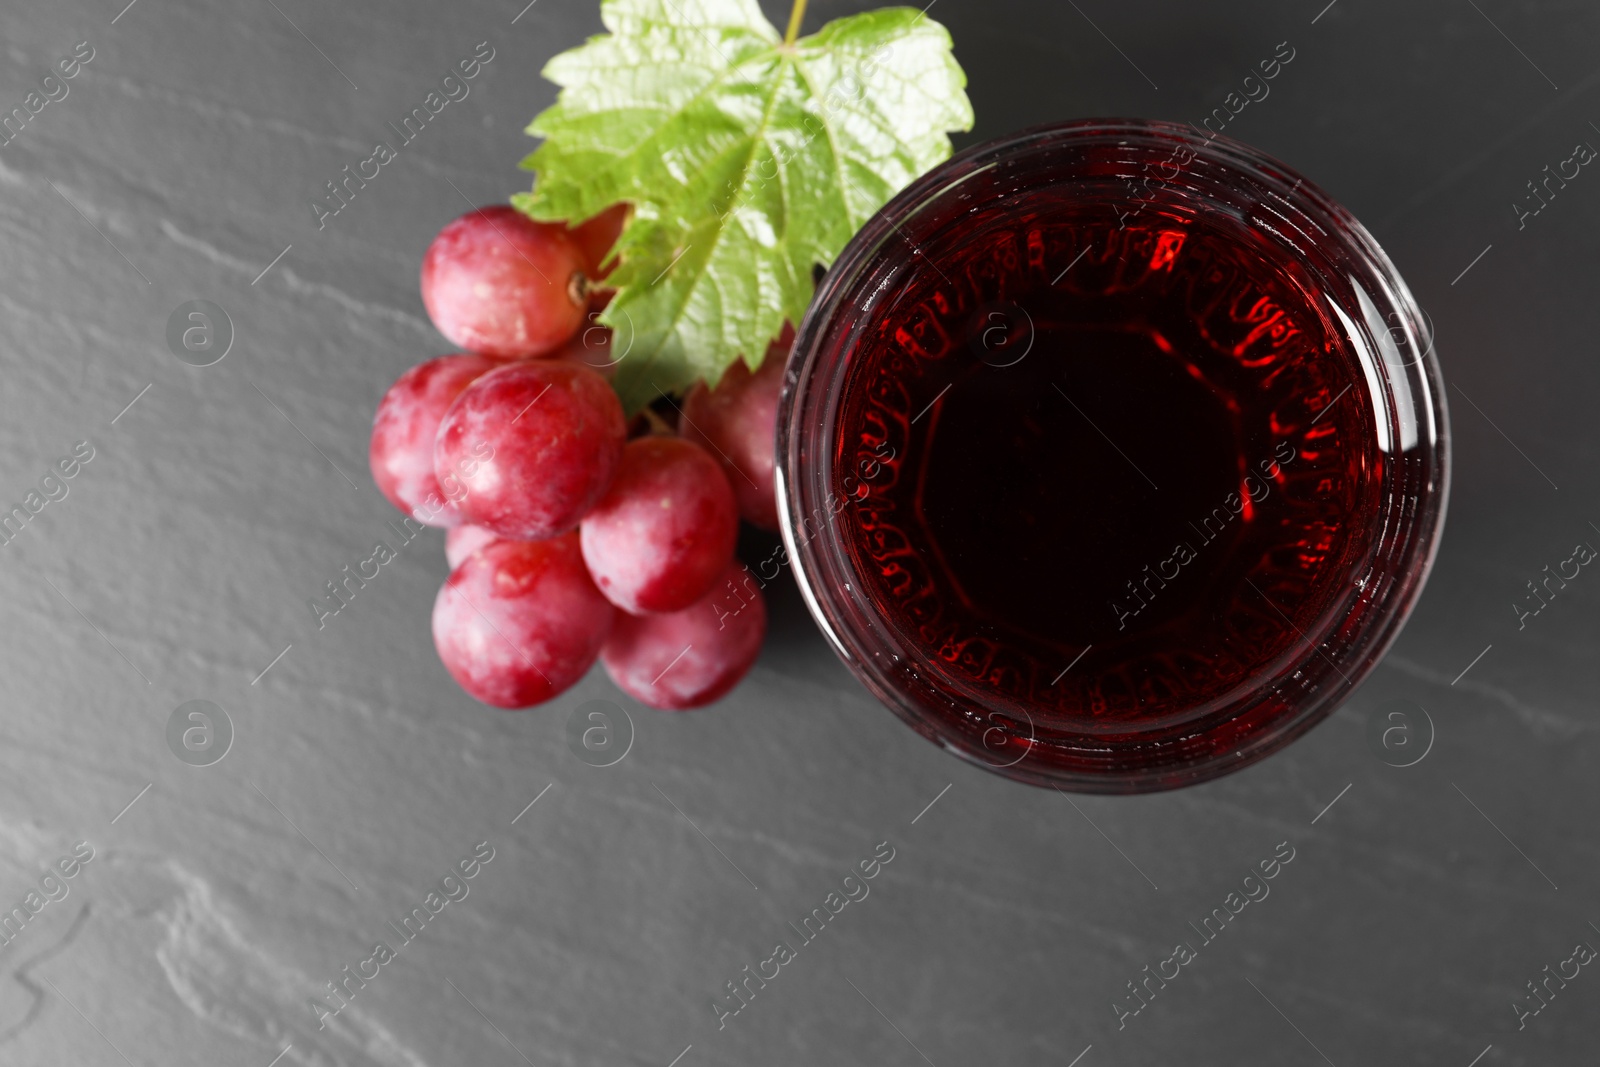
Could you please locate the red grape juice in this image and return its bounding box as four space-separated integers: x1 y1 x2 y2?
834 203 1378 736
783 121 1447 791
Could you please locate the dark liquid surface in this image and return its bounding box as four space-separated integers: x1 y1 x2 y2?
834 202 1381 734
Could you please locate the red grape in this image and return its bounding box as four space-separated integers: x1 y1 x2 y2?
569 203 629 281
445 524 501 569
435 360 626 540
370 353 506 527
550 317 618 380
580 437 738 615
421 205 587 359
678 325 792 530
600 560 766 709
432 535 613 708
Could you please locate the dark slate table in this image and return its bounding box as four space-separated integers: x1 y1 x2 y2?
0 1 1592 1064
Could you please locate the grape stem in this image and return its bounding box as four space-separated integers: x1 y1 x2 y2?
783 0 807 45
571 271 616 309
639 408 675 436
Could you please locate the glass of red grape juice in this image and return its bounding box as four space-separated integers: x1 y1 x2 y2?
777 120 1449 793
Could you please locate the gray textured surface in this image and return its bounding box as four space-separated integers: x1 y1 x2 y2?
0 1 1595 1064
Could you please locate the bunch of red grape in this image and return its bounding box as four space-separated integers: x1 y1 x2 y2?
369 205 787 711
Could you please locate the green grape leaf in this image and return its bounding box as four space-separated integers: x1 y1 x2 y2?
517 0 973 411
